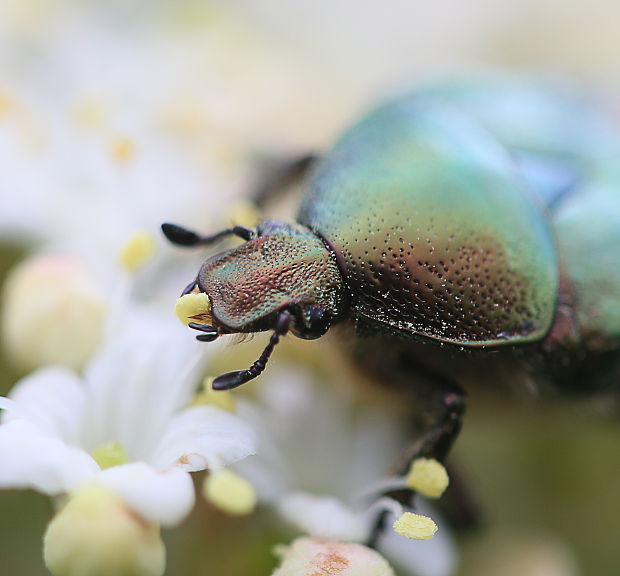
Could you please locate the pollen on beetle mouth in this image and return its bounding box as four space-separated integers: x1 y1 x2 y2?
175 292 214 327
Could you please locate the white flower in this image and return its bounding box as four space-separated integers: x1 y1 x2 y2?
0 316 257 526
235 367 458 576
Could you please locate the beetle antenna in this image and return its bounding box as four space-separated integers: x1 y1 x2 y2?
161 222 255 247
212 311 291 390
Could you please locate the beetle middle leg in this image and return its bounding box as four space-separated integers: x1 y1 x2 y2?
348 333 481 528
252 153 318 207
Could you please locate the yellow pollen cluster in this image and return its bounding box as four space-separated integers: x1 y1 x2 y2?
406 458 449 498
392 512 438 540
203 469 257 516
174 292 212 326
119 231 157 272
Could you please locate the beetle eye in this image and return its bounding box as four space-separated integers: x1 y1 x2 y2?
291 306 331 340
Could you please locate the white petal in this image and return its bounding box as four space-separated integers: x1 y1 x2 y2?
81 321 206 459
277 492 371 542
0 420 99 494
98 462 195 526
376 507 458 576
3 366 86 444
150 405 257 471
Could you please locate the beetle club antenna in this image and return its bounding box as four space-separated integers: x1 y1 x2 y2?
211 311 292 390
161 222 255 247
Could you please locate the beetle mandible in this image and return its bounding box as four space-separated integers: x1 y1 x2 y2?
163 77 620 466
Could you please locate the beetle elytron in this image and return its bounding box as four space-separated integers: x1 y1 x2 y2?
163 76 620 463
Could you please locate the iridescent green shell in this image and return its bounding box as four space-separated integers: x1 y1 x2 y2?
198 221 346 332
298 99 558 346
415 77 620 349
417 76 620 206
553 169 620 344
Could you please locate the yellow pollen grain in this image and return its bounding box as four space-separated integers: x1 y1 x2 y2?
90 442 129 470
203 469 257 516
119 231 157 272
406 458 450 499
175 293 212 326
393 512 438 540
110 135 135 164
192 377 236 412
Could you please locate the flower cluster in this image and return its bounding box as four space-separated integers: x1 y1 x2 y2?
0 2 457 575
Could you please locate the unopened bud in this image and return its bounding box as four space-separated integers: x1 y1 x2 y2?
1 254 106 371
43 484 165 576
271 537 394 576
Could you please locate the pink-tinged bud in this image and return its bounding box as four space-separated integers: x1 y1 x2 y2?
271 537 394 576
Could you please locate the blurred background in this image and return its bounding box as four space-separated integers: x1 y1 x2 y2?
1 1 619 574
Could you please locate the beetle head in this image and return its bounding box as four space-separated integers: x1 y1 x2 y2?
195 220 347 340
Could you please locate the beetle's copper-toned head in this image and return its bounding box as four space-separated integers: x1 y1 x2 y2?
197 220 347 339
163 219 347 390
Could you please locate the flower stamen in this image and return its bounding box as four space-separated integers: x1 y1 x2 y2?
90 442 129 470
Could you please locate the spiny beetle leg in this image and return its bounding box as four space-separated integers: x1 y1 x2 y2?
212 310 292 390
402 381 466 464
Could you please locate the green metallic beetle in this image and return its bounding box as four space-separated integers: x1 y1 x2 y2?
163 76 620 464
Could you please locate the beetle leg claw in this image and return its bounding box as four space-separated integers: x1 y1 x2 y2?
212 310 292 389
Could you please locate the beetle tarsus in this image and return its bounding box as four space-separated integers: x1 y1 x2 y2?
212 310 292 390
161 222 255 248
212 369 253 390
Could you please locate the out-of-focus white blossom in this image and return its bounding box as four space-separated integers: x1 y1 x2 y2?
1 253 107 372
235 368 458 576
43 484 166 576
0 317 257 527
271 537 394 576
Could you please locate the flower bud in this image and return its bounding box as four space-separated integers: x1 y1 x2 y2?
1 254 106 371
43 484 165 576
271 537 394 576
